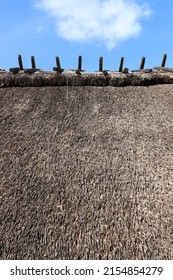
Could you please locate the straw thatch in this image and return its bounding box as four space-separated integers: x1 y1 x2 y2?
0 70 173 87
0 84 173 259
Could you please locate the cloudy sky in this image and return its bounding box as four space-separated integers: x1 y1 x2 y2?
0 0 173 71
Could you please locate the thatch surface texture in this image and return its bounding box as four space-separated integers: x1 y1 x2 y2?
0 85 173 259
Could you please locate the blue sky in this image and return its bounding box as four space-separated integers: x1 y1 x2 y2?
0 0 173 72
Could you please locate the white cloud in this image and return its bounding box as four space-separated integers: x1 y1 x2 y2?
35 0 151 49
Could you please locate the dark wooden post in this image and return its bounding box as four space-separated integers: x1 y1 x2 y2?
78 55 82 71
119 57 124 72
56 56 61 69
99 56 103 71
31 56 36 69
18 55 23 70
140 57 145 69
53 56 64 72
161 54 167 67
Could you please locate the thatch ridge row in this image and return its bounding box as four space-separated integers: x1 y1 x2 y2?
1 71 173 87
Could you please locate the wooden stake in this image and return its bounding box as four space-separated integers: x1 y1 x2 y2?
78 56 82 71
161 54 167 67
18 55 23 70
99 57 103 71
56 56 61 68
119 57 124 72
140 57 145 70
31 56 36 69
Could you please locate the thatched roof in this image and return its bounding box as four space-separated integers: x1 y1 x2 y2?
0 84 173 259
